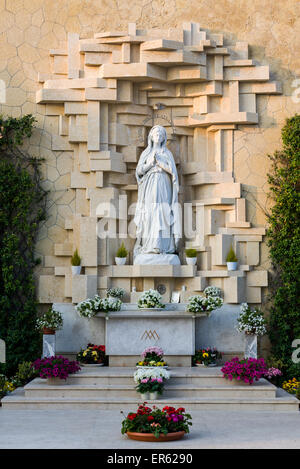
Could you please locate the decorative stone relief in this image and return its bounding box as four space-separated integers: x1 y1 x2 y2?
36 22 282 304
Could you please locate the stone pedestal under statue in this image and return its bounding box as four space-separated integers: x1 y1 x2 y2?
134 253 180 265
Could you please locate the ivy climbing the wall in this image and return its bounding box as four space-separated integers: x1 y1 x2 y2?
267 114 300 373
0 115 47 376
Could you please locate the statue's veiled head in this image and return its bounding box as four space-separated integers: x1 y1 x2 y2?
148 125 167 148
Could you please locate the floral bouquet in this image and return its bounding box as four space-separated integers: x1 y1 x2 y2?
32 356 81 380
121 403 192 439
0 374 15 399
193 347 222 366
76 344 106 364
186 288 223 315
75 294 122 319
221 357 268 385
136 346 168 367
282 378 300 395
236 303 267 336
36 306 63 333
138 289 165 309
134 367 170 396
106 287 125 299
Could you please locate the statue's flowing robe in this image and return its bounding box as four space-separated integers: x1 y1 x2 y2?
134 146 181 257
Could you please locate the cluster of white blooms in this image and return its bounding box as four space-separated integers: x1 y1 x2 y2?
138 289 165 309
236 303 267 336
186 293 223 314
204 286 222 298
133 367 170 383
75 295 122 318
106 287 125 299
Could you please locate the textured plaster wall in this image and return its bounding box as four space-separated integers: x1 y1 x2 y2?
0 0 299 312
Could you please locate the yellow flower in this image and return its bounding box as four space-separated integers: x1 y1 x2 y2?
83 351 87 357
138 361 144 366
92 351 97 356
203 353 209 358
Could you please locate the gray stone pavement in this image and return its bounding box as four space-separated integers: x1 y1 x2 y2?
0 407 299 449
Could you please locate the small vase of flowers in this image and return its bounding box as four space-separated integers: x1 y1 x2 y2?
138 289 165 309
134 367 170 399
76 344 106 366
193 347 222 367
36 307 63 335
75 294 122 320
186 286 223 316
136 346 168 368
106 287 125 300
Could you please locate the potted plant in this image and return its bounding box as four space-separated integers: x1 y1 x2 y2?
226 245 238 270
106 287 125 299
71 248 81 275
236 303 267 359
75 294 122 320
36 307 63 335
121 403 192 442
185 248 197 265
134 367 170 400
136 346 168 368
186 286 223 316
138 289 165 309
193 347 222 367
76 344 106 366
32 356 81 385
115 242 128 265
221 357 268 385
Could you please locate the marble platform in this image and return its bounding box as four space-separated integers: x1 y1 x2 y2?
133 253 180 265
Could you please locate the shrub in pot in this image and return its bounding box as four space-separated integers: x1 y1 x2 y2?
121 403 192 442
226 245 238 270
185 248 197 265
75 294 122 320
115 242 128 265
71 248 81 275
36 307 63 335
221 357 268 384
106 287 125 299
193 347 222 367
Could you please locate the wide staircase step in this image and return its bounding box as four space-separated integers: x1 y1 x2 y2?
2 367 299 412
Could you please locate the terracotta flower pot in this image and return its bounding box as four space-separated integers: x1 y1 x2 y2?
42 328 55 335
126 431 185 442
46 377 68 385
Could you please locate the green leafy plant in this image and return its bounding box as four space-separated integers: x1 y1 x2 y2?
71 248 81 266
36 307 63 332
0 115 47 376
266 115 300 366
13 361 38 387
185 248 197 258
116 242 128 258
226 245 238 262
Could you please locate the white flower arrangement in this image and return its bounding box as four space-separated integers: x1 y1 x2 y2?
133 367 170 384
186 293 223 314
138 289 165 309
236 303 267 336
106 287 125 299
204 286 222 298
75 294 122 319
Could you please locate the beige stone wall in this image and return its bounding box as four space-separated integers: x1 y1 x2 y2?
0 0 299 309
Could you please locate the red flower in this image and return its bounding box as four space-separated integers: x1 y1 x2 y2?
176 407 185 413
147 416 154 421
128 413 137 420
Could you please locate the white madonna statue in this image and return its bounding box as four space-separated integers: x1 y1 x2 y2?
133 125 181 265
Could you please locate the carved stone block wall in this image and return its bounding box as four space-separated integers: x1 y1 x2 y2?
34 22 283 304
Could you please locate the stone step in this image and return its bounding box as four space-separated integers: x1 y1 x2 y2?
23 380 276 399
2 387 298 412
